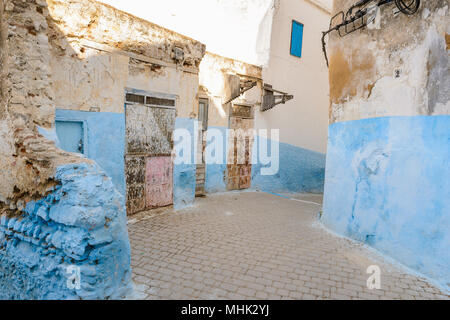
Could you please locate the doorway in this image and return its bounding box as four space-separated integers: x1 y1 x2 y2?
196 98 208 197
124 90 176 214
226 103 254 190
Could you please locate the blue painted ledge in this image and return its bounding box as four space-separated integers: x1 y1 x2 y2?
0 162 132 299
322 115 450 290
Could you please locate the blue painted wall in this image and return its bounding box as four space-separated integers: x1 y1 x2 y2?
55 109 126 195
54 112 200 210
202 127 326 194
205 126 228 194
0 163 132 299
173 118 197 209
322 115 450 290
251 136 326 194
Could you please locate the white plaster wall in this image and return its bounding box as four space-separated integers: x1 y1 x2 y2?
254 0 331 153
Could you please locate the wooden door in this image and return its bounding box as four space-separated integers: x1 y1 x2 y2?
227 113 254 190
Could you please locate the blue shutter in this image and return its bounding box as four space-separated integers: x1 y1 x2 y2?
290 21 304 58
56 120 84 154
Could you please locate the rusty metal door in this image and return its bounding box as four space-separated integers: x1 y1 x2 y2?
124 91 176 215
145 156 173 208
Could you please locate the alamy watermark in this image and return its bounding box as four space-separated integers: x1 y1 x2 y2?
366 265 381 290
173 127 280 176
66 265 81 290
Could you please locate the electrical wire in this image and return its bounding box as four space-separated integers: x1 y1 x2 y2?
395 0 420 15
321 0 421 67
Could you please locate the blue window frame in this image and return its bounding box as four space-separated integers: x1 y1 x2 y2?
290 20 304 58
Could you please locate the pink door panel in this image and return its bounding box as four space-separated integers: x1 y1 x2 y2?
145 156 173 208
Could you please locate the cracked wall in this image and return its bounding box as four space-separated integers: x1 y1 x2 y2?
41 0 205 214
0 0 164 299
322 0 450 291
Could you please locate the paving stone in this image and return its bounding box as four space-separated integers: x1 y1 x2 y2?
128 192 450 300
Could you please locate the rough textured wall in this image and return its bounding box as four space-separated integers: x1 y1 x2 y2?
323 1 449 291
47 0 205 68
40 0 205 214
47 0 205 115
328 0 449 122
0 0 132 299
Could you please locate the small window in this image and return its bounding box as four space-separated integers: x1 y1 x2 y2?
125 92 175 109
290 20 304 58
55 120 85 154
125 93 145 104
146 96 175 107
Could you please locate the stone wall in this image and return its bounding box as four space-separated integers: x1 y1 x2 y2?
45 0 205 213
322 0 449 291
0 0 141 299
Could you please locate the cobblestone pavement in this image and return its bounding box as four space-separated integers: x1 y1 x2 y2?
128 191 449 300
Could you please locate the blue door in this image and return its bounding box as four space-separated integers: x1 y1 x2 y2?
55 120 84 154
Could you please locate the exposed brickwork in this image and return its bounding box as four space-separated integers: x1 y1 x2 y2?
129 192 449 300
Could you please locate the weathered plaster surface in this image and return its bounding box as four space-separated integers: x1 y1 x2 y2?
173 118 197 209
323 1 450 290
204 126 229 194
0 163 131 299
55 109 126 195
322 116 450 290
47 0 205 68
0 0 141 299
329 1 449 123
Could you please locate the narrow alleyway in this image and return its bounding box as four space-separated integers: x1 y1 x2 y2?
128 192 449 300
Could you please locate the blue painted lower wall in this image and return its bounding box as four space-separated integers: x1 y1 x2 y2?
203 127 326 194
205 126 228 194
54 112 199 211
55 110 125 195
52 111 325 208
173 118 197 209
322 115 450 290
0 163 132 299
251 136 326 194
